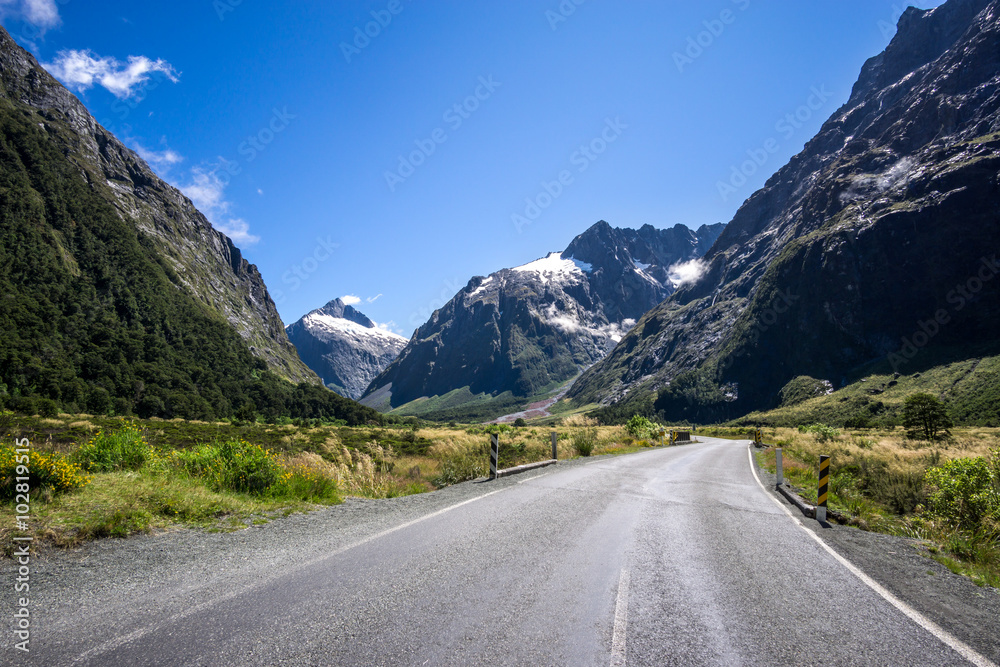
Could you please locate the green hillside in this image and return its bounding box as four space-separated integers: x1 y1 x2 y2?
0 101 378 425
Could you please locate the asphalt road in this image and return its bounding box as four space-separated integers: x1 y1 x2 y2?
11 438 1000 666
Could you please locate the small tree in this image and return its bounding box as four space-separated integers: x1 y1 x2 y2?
903 393 952 441
513 417 527 427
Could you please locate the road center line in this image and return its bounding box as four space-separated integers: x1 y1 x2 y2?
746 443 997 667
610 568 630 667
72 486 510 665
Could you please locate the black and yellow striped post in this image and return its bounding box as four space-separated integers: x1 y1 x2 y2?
817 455 830 522
489 434 499 479
754 429 762 445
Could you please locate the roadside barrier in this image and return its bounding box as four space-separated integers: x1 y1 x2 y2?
817 455 830 522
487 433 557 480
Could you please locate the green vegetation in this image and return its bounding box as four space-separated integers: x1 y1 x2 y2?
174 439 283 495
755 425 1000 587
74 420 151 472
572 428 597 457
0 101 377 426
735 354 1000 429
904 393 953 441
779 376 831 407
624 414 663 440
0 444 89 499
797 423 840 443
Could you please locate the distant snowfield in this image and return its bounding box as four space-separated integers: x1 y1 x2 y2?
512 252 589 284
304 313 408 343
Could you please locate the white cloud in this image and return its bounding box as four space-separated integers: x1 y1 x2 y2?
212 218 258 246
340 295 362 305
0 0 60 28
179 166 260 246
131 141 183 169
256 188 264 195
42 49 179 98
366 294 383 304
668 258 707 288
377 321 404 335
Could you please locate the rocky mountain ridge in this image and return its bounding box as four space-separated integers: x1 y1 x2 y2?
286 299 408 400
0 27 314 384
362 220 724 418
570 0 1000 423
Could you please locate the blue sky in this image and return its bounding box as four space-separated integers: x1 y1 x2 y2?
1 0 944 335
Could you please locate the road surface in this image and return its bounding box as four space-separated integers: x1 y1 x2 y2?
12 438 1000 665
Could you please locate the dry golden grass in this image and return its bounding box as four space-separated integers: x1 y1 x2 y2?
768 426 999 477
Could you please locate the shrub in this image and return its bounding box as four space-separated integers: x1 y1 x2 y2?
513 417 528 427
904 393 953 441
276 453 341 502
0 446 90 499
75 421 151 472
174 439 282 495
625 414 657 439
432 447 488 487
925 456 999 531
798 423 840 443
572 428 597 457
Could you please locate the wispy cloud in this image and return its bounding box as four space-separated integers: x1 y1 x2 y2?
180 166 260 246
0 0 61 29
340 295 362 305
377 321 404 336
42 49 179 98
366 294 383 304
130 139 184 170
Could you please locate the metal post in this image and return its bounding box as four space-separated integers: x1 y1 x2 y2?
489 434 499 480
817 455 830 522
775 448 784 487
551 431 558 460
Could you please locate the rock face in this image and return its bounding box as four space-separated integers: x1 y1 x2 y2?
571 0 1000 421
286 299 408 400
0 27 315 384
362 221 724 413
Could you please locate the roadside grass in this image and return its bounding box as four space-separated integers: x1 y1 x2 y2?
753 426 1000 588
0 412 675 552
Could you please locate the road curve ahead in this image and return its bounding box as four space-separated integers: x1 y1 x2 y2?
24 438 998 666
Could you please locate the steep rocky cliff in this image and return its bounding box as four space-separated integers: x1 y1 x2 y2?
0 26 315 384
362 221 724 418
571 0 1000 422
286 299 407 400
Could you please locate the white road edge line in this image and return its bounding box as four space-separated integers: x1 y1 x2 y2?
610 568 630 667
72 486 510 665
746 443 997 667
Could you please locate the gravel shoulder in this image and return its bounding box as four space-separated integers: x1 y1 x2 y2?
750 444 1000 665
